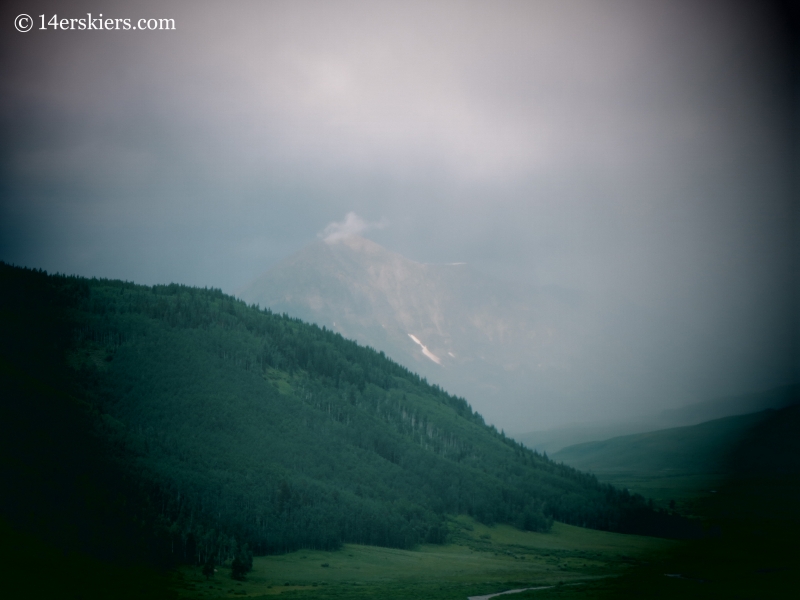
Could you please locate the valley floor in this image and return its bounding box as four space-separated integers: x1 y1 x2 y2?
171 517 675 600
171 467 799 599
583 471 728 514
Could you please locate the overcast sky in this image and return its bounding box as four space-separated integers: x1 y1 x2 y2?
2 0 797 420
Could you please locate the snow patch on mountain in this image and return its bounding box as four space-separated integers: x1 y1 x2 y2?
408 334 442 365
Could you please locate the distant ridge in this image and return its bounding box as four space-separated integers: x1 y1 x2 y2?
552 410 776 477
514 385 800 455
515 421 657 455
659 385 799 427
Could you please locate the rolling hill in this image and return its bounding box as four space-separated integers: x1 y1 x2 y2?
515 385 799 456
549 408 798 511
0 262 685 574
550 404 800 599
551 411 776 477
658 385 799 426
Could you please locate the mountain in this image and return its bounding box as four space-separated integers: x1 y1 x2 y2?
552 408 800 599
1 262 686 574
515 385 800 455
551 411 776 478
515 421 659 455
238 235 585 429
658 385 799 427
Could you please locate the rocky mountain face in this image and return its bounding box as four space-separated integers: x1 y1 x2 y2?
238 235 585 429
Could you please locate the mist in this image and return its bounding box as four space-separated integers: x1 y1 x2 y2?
1 0 796 429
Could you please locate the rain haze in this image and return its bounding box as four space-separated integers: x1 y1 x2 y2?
1 0 797 432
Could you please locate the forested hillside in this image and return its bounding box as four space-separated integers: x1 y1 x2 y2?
0 263 686 569
552 411 776 476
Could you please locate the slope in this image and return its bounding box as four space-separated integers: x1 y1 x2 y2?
552 411 775 476
515 421 657 455
658 385 799 426
556 404 800 600
551 410 778 509
237 235 586 430
0 263 686 571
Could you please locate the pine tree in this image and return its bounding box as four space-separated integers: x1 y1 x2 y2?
230 544 253 580
202 558 215 580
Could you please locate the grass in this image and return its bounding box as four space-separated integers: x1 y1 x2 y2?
551 412 770 475
170 408 799 600
171 516 675 599
263 367 294 395
549 412 777 513
16 407 786 599
584 472 726 514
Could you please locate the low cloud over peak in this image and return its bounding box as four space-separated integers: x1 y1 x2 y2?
320 212 387 243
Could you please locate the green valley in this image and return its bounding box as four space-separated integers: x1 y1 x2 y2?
551 411 776 508
546 405 800 598
172 517 675 599
0 263 689 598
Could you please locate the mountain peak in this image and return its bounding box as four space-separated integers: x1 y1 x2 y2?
239 239 580 430
324 233 386 254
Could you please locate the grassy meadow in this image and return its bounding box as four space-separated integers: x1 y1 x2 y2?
171 406 800 599
576 472 726 515
171 516 675 599
550 411 773 513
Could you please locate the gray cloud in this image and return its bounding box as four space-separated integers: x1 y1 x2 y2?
0 0 796 428
321 212 388 242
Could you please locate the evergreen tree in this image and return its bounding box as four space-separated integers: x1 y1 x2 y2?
202 558 215 580
0 262 692 573
230 544 252 581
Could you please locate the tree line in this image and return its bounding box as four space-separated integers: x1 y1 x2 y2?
0 262 696 573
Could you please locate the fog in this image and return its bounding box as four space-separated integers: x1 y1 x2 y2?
1 0 796 429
